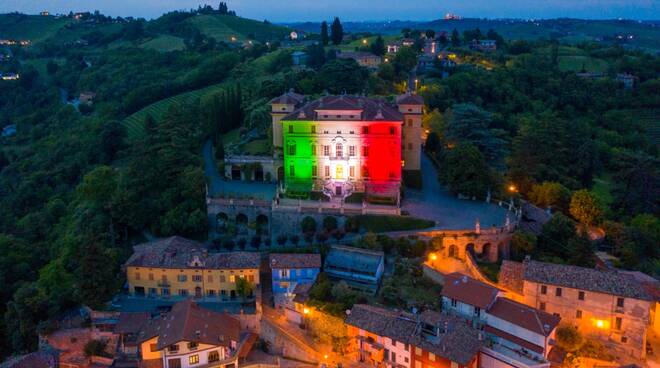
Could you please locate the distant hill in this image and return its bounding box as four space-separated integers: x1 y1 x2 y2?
186 14 289 43
0 13 71 42
284 18 660 52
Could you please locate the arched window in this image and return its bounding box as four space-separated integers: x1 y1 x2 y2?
336 143 343 158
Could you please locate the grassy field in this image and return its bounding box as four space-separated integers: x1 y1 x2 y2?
0 14 71 42
187 14 289 43
140 35 186 52
558 56 609 73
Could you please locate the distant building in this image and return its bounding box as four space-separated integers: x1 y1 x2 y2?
1 124 16 137
470 39 497 52
269 253 321 308
401 38 415 47
124 236 261 300
386 42 400 54
500 258 660 359
1 73 20 81
324 245 384 293
290 31 299 40
617 73 636 89
135 300 256 368
40 11 50 16
79 91 96 105
291 50 308 66
336 50 382 68
445 13 462 20
423 39 439 56
115 311 150 359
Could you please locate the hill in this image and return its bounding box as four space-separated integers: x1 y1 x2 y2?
0 14 71 42
186 14 289 43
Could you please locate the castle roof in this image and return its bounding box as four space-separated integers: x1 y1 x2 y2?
281 95 403 122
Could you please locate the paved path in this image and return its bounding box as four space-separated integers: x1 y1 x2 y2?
402 154 511 229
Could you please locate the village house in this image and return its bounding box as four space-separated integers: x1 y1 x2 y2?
345 304 483 368
386 42 400 54
136 300 256 368
441 272 503 326
291 50 308 66
79 91 96 106
470 39 497 52
336 50 383 68
269 253 321 308
324 245 385 293
499 259 660 359
1 73 20 80
124 236 261 301
115 311 150 360
616 73 636 89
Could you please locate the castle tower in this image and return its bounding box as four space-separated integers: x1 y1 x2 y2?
269 90 304 156
396 92 424 173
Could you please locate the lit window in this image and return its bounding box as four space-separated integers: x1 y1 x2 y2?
229 275 236 282
576 310 582 319
336 144 343 157
415 346 422 356
189 354 199 365
429 352 435 361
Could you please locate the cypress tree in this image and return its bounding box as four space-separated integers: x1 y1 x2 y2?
331 17 343 45
321 21 329 46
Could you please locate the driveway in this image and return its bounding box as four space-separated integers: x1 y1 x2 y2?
402 154 511 229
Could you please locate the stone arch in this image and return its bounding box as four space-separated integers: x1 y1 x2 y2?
194 286 202 298
448 244 458 258
236 213 249 235
481 243 492 260
231 165 242 180
216 212 229 230
256 214 269 236
466 243 476 258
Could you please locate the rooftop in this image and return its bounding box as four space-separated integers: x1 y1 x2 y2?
442 272 501 309
498 260 524 294
115 311 150 334
269 90 305 105
325 245 384 276
487 297 560 337
523 259 658 301
124 236 261 270
281 95 403 122
270 253 322 269
395 92 424 105
138 299 240 350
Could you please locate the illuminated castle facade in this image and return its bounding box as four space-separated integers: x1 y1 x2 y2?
270 92 423 203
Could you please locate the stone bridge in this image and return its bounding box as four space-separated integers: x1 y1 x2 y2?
420 228 512 263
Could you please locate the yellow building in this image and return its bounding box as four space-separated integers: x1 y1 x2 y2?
124 236 261 300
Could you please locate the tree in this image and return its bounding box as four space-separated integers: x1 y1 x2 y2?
323 216 338 231
425 132 440 154
320 21 329 46
370 36 385 56
316 59 368 94
451 28 460 46
330 17 343 45
444 103 506 166
556 326 582 352
301 216 317 233
567 233 595 267
439 143 496 198
510 230 537 260
84 339 108 357
538 213 577 258
570 190 603 226
425 29 436 39
528 181 571 213
235 277 254 299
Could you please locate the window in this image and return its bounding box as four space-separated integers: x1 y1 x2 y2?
207 275 213 282
207 290 216 297
391 352 396 363
389 127 396 135
539 302 546 311
362 146 369 157
208 351 220 362
404 343 409 352
615 317 622 330
617 297 625 308
219 275 226 283
362 166 369 178
451 298 457 307
311 144 316 155
405 357 409 363
221 290 227 297
189 354 200 365
287 144 296 156
161 288 170 295
349 166 355 177
311 125 316 134
280 269 290 278
149 273 154 280
556 287 562 297
192 275 202 282
323 145 330 156
362 126 369 134
408 119 413 127
474 307 481 316
336 144 343 157
168 344 179 353
229 275 236 282
429 352 435 361
576 310 582 319
578 291 585 300
289 165 295 177
150 343 157 352
135 272 141 280
248 275 255 282
325 166 330 177
415 346 422 356
178 289 188 296
349 146 355 156
148 288 157 295
541 285 547 295
288 125 293 133
168 358 182 368
188 342 199 350
621 336 628 343
177 275 187 282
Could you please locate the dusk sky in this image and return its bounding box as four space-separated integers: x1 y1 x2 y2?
0 0 658 21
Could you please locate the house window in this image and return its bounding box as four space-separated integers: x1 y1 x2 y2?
178 289 188 296
168 358 182 368
349 146 355 156
229 275 236 282
311 125 316 134
149 273 154 280
429 352 435 361
474 307 481 316
621 336 628 343
289 165 295 176
288 125 293 133
617 297 625 308
135 272 141 280
192 275 202 282
405 357 409 363
451 298 457 307
362 126 369 134
576 310 582 319
541 285 547 295
578 291 585 300
362 166 369 178
391 352 396 362
615 317 622 330
312 165 318 178
168 344 179 353
161 288 170 295
539 302 546 311
349 166 355 177
150 343 158 352
189 354 200 365
280 269 290 278
207 275 213 282
323 145 330 156
325 166 330 177
207 290 216 297
248 275 255 282
362 146 369 157
219 275 226 283
336 144 343 157
404 343 409 351
177 275 187 282
287 144 296 156
415 346 422 356
188 342 199 350
556 287 562 297
389 127 396 135
208 351 220 362
311 144 316 155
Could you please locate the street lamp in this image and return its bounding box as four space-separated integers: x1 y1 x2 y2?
414 79 419 90
430 253 438 261
362 39 368 45
508 184 517 193
303 307 310 315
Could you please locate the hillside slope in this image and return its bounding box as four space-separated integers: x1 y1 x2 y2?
187 14 289 42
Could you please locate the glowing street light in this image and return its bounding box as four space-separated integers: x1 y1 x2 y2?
303 307 310 315
429 253 438 261
362 39 368 45
508 184 517 193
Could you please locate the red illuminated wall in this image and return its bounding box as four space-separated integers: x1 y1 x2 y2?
362 122 401 183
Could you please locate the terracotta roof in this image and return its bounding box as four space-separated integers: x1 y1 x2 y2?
125 236 260 270
281 95 403 122
498 260 524 294
269 91 305 105
523 260 656 301
270 253 322 269
409 314 483 366
483 325 544 354
487 297 560 337
138 300 240 350
115 312 150 334
292 283 313 304
346 304 417 343
442 273 501 309
396 93 424 105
